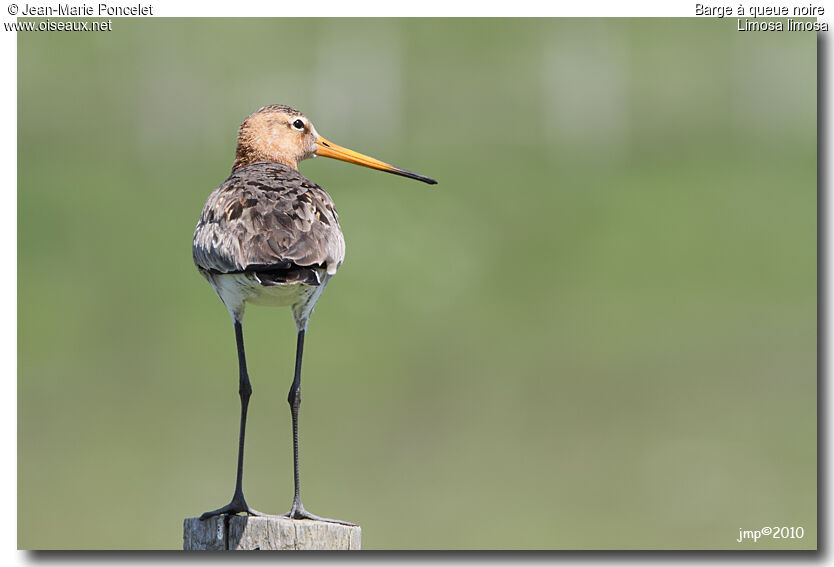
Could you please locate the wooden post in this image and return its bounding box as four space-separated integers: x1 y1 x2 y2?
183 515 361 550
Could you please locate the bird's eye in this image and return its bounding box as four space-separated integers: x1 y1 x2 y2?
292 119 305 131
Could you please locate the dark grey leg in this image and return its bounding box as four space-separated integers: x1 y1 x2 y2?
200 319 262 520
281 329 355 526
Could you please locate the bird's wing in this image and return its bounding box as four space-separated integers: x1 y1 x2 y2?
192 162 345 276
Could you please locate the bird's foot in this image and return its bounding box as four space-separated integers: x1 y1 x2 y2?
280 502 356 526
199 493 264 520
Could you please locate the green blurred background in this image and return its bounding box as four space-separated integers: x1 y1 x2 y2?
18 18 816 549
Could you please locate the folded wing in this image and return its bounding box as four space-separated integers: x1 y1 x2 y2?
193 162 346 278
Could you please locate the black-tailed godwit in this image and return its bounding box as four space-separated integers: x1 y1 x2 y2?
192 105 435 524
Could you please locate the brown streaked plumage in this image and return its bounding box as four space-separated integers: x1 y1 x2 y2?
194 162 344 274
192 105 435 525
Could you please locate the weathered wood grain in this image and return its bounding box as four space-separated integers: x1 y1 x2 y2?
183 515 361 550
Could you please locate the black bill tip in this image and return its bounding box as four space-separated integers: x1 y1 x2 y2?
391 167 438 185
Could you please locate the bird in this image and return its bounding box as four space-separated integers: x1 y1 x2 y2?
192 104 436 524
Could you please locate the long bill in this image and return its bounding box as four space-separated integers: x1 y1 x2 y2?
314 136 437 185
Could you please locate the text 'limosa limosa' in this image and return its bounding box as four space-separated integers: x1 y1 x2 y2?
192 105 436 524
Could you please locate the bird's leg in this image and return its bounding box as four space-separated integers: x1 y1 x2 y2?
280 328 355 526
200 319 263 520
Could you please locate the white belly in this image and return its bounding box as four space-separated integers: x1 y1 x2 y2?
204 272 315 314
247 281 312 307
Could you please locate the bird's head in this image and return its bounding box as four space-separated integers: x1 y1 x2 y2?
232 104 436 184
